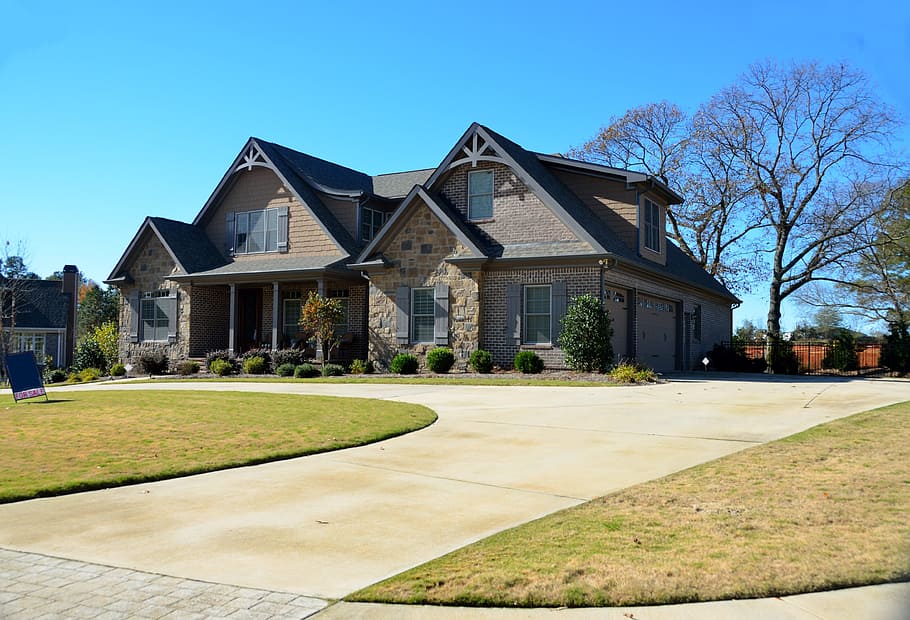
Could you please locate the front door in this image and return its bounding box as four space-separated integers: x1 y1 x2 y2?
237 288 263 353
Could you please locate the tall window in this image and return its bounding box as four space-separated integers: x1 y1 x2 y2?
524 285 551 344
693 304 702 341
283 294 302 342
140 290 171 342
643 198 662 253
468 170 494 220
411 287 435 343
235 208 279 254
361 206 388 242
328 289 350 334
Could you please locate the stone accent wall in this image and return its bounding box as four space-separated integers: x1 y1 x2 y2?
366 201 479 370
116 232 190 368
440 161 578 245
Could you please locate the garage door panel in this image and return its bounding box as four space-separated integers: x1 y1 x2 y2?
637 294 676 372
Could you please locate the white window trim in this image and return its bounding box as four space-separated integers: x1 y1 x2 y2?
642 198 662 253
410 287 435 344
523 284 552 345
234 207 280 255
467 169 494 221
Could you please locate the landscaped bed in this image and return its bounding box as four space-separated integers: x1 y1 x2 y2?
349 401 910 607
0 390 436 503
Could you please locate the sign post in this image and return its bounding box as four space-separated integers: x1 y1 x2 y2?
4 351 48 403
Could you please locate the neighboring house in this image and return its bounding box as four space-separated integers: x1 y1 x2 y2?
1 265 79 368
106 123 738 372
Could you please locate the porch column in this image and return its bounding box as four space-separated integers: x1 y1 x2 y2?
316 278 325 361
271 282 280 350
228 284 236 355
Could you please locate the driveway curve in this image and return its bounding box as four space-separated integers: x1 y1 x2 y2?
1 375 909 602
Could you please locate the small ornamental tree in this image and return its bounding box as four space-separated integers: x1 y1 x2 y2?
298 291 345 373
558 294 613 372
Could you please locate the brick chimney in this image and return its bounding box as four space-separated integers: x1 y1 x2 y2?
61 265 79 367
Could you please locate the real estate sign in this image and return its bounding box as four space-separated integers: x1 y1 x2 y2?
5 351 48 402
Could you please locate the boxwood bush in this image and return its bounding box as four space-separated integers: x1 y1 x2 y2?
390 353 419 374
426 347 455 373
322 363 345 377
514 350 544 374
137 350 169 375
276 363 296 377
294 363 320 378
210 358 233 376
469 349 493 373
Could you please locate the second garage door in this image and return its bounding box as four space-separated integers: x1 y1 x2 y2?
637 293 677 372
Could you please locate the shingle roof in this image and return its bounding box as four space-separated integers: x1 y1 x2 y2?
148 217 226 274
4 279 70 329
169 255 351 280
371 169 434 199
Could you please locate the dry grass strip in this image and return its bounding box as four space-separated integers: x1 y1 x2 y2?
351 401 910 607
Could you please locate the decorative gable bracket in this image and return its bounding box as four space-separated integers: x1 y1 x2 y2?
234 144 270 172
448 133 504 169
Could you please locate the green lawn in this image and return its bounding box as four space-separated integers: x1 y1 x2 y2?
0 390 435 503
123 375 618 387
350 401 910 607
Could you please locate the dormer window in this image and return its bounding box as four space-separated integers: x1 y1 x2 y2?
361 206 388 242
643 198 662 253
468 170 493 220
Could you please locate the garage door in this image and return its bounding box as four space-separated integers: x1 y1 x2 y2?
604 286 628 362
637 293 676 372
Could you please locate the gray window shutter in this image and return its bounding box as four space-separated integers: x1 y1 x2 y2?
225 212 235 256
551 281 567 344
434 283 449 345
277 205 289 253
129 290 140 343
505 283 521 345
166 290 178 344
395 286 410 344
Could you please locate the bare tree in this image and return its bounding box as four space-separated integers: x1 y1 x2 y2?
569 101 765 294
697 61 902 339
0 241 35 377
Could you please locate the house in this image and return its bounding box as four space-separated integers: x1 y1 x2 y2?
1 265 80 368
106 123 738 372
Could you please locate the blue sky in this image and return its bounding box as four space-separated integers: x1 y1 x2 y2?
2 0 908 332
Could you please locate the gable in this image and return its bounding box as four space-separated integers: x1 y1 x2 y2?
551 168 639 250
201 167 341 260
119 230 178 292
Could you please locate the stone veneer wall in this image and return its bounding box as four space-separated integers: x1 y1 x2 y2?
116 233 190 367
367 204 479 370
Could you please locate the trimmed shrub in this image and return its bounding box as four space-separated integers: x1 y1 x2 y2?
609 360 657 383
272 348 308 370
210 358 233 376
242 356 267 375
822 330 859 372
707 342 767 373
175 360 200 375
469 349 494 374
276 363 296 377
78 367 102 382
136 351 169 375
514 350 544 374
426 347 455 373
46 368 67 383
323 363 345 377
66 372 82 383
240 348 272 370
390 353 419 374
364 359 375 374
768 338 799 374
558 293 613 372
110 363 127 377
206 350 236 373
294 363 320 378
349 359 367 374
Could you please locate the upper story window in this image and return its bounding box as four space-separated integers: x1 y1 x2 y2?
235 208 279 254
361 206 388 242
643 198 662 253
523 284 551 345
468 170 494 220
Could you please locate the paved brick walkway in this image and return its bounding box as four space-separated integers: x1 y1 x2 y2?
0 547 327 619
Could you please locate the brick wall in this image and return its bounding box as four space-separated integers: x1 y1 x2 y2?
440 161 578 245
189 285 229 356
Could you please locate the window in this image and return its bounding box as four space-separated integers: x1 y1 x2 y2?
361 206 388 242
328 289 350 334
283 294 302 342
235 208 279 254
13 332 46 355
468 170 493 220
523 285 551 344
411 287 435 343
643 198 662 253
140 290 172 342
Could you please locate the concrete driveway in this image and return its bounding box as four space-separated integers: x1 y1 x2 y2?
1 375 908 602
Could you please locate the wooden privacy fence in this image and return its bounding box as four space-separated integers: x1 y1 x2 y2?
718 340 884 375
